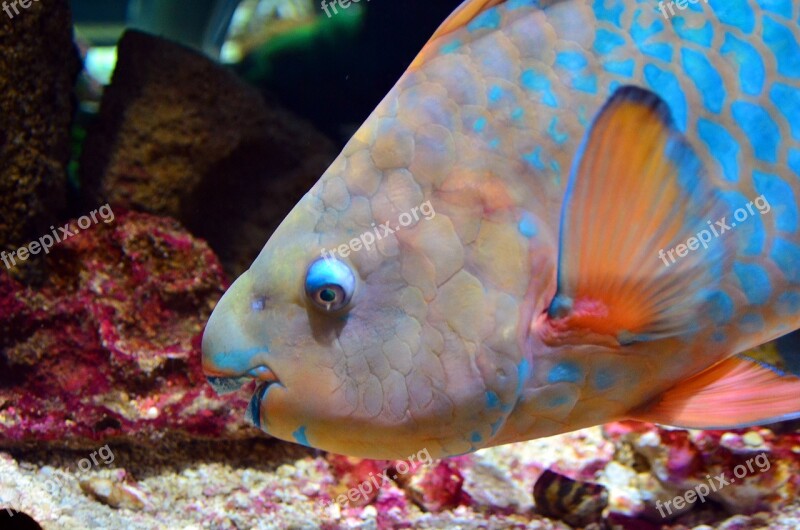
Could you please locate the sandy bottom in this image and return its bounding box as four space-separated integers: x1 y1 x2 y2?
1 428 798 529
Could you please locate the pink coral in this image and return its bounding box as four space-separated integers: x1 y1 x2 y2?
0 210 256 446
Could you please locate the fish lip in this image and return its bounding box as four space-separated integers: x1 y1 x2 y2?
205 364 280 395
245 380 279 430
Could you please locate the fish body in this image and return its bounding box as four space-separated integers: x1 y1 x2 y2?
202 0 800 459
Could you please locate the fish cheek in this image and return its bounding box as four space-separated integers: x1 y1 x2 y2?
305 305 348 345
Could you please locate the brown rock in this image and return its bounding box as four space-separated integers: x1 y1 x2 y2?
81 30 335 276
0 0 81 258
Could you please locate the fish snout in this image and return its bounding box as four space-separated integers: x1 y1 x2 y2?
202 273 277 395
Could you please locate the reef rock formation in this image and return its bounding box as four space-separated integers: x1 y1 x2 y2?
80 30 335 276
0 210 256 447
0 0 81 262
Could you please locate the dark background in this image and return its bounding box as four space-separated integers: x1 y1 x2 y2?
244 1 463 144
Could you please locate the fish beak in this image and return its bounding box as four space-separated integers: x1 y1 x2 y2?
202 272 277 395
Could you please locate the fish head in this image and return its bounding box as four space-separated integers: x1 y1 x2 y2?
201 124 533 459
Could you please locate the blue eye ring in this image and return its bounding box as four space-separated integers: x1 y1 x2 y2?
305 257 356 312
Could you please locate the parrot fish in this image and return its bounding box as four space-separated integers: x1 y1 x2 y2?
202 0 800 460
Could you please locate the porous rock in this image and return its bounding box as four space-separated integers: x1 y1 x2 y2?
81 30 335 276
0 0 81 261
0 210 256 446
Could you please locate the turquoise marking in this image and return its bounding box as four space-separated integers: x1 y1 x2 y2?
521 69 558 107
777 292 800 314
697 118 740 183
705 290 735 325
631 11 672 61
593 0 624 28
731 102 780 162
637 42 673 62
489 138 501 149
555 51 588 70
733 262 773 305
518 212 538 238
757 0 793 18
507 0 539 9
212 346 269 373
516 358 532 397
594 369 615 391
763 17 800 78
709 0 755 33
547 117 569 145
470 432 483 443
720 33 765 96
593 28 626 55
644 65 687 131
485 390 501 409
673 18 713 47
488 85 504 103
467 8 501 32
547 362 582 384
753 170 798 233
512 107 525 120
771 238 800 283
552 53 598 94
685 0 704 12
473 117 488 132
789 149 800 178
440 40 462 54
681 48 725 113
603 59 635 77
523 146 546 170
578 106 589 126
770 83 800 141
720 190 766 254
667 135 703 197
739 313 765 333
574 74 598 94
293 426 311 447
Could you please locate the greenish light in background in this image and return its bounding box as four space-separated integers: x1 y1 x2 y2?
84 46 119 85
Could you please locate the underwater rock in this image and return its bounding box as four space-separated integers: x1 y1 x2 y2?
80 30 336 276
602 421 800 522
405 459 469 512
0 0 81 265
0 210 256 446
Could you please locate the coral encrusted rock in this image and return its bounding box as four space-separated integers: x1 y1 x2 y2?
0 210 256 447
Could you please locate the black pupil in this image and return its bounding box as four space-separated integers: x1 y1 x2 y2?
319 288 337 303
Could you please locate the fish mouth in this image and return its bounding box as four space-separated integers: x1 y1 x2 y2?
205 364 280 395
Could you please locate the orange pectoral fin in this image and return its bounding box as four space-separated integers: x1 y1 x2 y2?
631 355 800 429
545 86 732 346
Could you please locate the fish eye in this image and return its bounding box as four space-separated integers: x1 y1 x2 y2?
304 257 355 312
